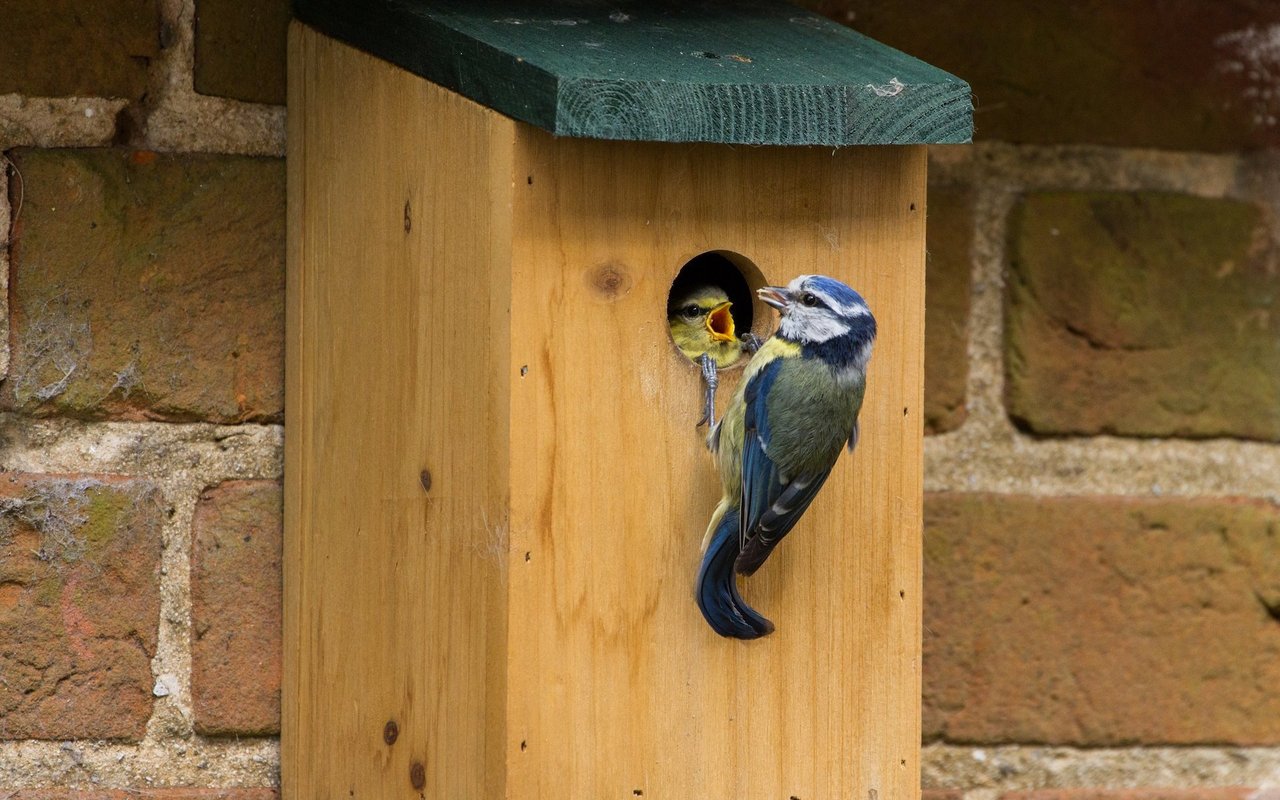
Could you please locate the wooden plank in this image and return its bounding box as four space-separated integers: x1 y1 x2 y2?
284 24 514 799
506 133 925 798
293 0 971 146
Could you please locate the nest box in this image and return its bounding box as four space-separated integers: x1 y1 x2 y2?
285 2 971 797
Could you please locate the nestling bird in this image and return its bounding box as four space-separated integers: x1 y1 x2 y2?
667 284 757 427
696 274 876 639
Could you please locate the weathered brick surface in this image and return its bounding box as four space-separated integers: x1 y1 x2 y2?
1000 791 1256 800
800 0 1280 151
1006 191 1280 442
191 480 282 735
0 473 163 740
924 791 966 800
924 493 1280 745
0 1 160 100
194 0 291 104
5 148 285 423
924 185 973 434
9 791 278 800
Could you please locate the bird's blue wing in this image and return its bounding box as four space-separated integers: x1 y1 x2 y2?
735 360 833 577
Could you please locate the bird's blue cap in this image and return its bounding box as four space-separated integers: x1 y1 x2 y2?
803 275 868 311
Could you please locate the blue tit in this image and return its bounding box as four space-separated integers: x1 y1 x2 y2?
695 274 876 639
668 284 756 428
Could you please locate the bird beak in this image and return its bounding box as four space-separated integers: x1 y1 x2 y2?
706 301 736 342
757 286 789 312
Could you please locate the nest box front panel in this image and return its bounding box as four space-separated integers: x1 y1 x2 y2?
507 130 925 799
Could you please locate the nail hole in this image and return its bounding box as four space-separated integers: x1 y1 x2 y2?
527 175 533 185
524 551 531 562
903 407 908 416
520 365 529 377
520 740 528 751
403 199 412 232
667 250 767 365
899 589 906 599
419 470 432 492
909 202 917 211
633 791 643 797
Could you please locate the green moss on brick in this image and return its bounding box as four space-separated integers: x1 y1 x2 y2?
1005 191 1280 441
5 148 285 423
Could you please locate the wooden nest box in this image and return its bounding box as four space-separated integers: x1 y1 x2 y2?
285 2 971 797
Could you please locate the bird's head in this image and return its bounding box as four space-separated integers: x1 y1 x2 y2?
757 274 875 345
668 285 737 345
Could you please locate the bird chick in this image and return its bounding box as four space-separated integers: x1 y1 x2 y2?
668 284 751 428
696 274 876 639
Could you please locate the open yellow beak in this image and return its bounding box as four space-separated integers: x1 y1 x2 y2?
706 301 736 343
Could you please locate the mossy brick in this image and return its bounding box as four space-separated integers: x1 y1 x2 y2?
1005 191 1280 441
798 0 1280 151
924 185 973 434
194 0 291 105
0 1 160 99
1000 791 1257 800
5 148 284 423
0 473 163 741
923 493 1280 746
8 791 278 800
191 479 282 736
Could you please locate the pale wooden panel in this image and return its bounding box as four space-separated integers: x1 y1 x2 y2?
285 25 512 799
507 135 925 799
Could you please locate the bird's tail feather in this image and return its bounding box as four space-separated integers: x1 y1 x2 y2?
695 509 774 639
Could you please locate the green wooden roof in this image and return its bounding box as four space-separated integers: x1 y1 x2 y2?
293 0 972 146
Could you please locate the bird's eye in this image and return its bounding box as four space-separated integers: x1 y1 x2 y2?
682 305 702 319
800 292 819 307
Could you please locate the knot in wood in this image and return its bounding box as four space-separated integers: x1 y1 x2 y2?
589 261 632 301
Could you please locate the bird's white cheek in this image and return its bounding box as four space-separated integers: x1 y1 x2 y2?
790 311 849 343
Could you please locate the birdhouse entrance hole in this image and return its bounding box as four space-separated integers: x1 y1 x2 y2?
666 250 766 362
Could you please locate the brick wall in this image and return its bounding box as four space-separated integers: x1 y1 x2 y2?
2 1 1279 798
0 0 286 793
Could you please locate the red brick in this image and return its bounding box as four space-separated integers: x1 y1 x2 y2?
1000 791 1255 800
924 184 973 434
924 493 1280 745
191 480 282 735
194 0 291 104
5 148 284 423
1006 192 1280 441
0 474 163 740
0 1 160 99
9 791 278 800
799 0 1280 151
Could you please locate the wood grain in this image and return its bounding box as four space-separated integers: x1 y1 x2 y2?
288 22 925 799
293 0 972 146
285 23 514 799
506 132 925 800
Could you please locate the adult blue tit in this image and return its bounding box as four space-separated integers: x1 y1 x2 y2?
667 284 756 428
695 274 876 639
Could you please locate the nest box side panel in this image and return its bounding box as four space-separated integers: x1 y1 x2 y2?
285 25 514 799
507 132 925 799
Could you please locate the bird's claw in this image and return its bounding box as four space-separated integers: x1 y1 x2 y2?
696 353 718 428
740 332 763 355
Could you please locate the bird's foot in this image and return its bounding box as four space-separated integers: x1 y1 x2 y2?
696 354 718 428
740 332 763 355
